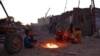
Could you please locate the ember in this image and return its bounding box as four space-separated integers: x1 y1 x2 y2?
40 39 68 49
41 41 67 49
44 43 59 48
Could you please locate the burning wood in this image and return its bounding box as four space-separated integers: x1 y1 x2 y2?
41 40 67 49
42 43 59 48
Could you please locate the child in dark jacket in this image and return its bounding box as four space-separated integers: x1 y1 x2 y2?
24 29 37 48
24 35 33 48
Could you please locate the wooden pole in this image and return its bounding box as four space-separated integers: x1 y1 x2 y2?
78 0 80 8
0 0 10 20
91 0 96 32
64 0 67 12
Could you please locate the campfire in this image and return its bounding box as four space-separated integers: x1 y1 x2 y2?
41 40 67 49
42 43 59 48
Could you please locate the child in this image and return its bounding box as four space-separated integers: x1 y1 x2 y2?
72 27 82 43
24 29 37 48
63 29 71 42
56 28 63 42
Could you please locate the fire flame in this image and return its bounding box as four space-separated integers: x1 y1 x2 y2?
46 43 59 48
41 40 67 49
42 43 59 48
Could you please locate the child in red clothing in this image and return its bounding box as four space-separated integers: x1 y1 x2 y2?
56 28 63 41
63 29 72 42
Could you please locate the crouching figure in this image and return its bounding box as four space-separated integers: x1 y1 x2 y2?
24 29 37 48
71 27 82 43
56 28 63 42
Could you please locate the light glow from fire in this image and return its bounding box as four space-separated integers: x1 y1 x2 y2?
41 40 67 49
45 43 59 48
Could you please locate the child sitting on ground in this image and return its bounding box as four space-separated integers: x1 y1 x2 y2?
63 28 72 42
24 29 37 48
71 27 82 43
56 28 63 42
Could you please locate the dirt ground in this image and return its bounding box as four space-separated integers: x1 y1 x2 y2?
0 33 100 56
0 24 100 56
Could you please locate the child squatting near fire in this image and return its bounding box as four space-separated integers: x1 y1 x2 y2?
56 27 82 43
24 29 37 48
